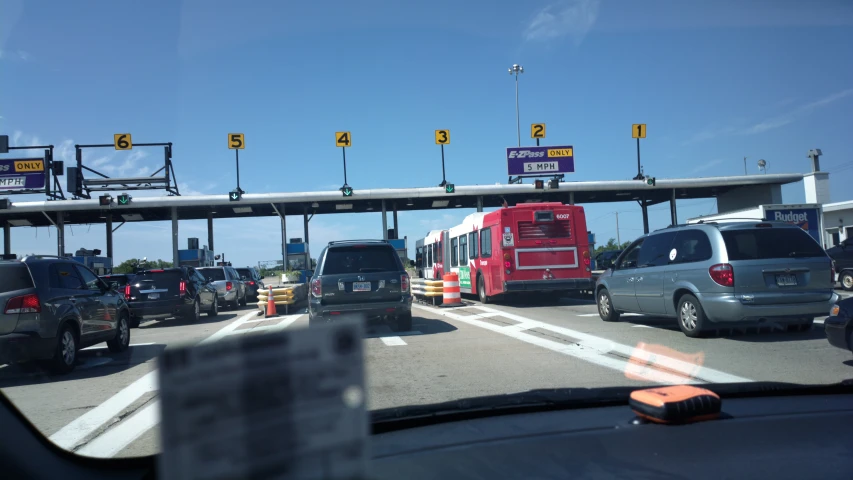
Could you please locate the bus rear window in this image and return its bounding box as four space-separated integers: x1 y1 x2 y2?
518 220 571 240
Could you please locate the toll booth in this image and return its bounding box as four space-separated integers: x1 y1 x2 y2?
178 238 214 267
286 238 313 283
389 237 408 264
587 232 596 269
71 248 113 275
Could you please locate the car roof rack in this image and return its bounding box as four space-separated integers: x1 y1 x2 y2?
327 239 390 246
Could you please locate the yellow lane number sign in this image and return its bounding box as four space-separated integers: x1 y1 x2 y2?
435 129 450 145
531 123 546 139
114 134 132 150
335 132 352 147
632 124 646 139
228 133 245 149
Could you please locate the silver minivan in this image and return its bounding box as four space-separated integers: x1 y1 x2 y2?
595 221 838 337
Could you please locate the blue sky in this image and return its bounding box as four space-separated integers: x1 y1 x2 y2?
1 0 852 267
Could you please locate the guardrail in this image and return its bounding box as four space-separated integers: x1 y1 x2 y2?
256 284 307 315
411 278 444 306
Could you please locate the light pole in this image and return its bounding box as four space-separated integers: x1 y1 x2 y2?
508 64 524 147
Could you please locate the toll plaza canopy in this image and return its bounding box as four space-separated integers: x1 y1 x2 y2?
0 173 803 227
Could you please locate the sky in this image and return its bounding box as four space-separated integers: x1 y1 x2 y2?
1 0 852 267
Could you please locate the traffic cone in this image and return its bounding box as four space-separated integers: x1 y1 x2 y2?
265 285 277 318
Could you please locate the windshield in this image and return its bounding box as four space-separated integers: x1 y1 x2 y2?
1 0 851 467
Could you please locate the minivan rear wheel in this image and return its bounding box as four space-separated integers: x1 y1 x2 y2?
677 294 706 338
840 272 853 291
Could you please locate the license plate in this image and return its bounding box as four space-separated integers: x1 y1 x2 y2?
775 274 797 286
353 282 371 292
148 293 160 300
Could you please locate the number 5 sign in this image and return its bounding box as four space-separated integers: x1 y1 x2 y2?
228 133 245 149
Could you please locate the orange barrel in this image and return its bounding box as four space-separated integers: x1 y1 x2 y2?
442 273 461 306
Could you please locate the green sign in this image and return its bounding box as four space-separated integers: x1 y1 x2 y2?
445 183 455 194
117 194 130 205
457 266 471 289
342 186 353 197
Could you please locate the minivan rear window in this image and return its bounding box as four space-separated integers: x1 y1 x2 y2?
722 228 826 260
198 268 226 281
0 264 34 292
322 246 399 274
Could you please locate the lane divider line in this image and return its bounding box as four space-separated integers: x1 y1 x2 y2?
470 305 751 384
76 400 160 458
380 336 408 346
49 309 271 454
81 342 155 351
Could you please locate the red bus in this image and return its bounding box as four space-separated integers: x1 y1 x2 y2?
415 202 593 302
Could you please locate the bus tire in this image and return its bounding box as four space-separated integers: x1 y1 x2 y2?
477 275 490 304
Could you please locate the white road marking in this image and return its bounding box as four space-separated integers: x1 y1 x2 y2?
414 304 751 385
380 336 408 346
49 309 276 455
576 312 643 317
76 401 160 458
632 325 653 328
49 370 159 450
82 342 155 351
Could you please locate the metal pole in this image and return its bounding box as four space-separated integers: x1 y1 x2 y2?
670 189 678 226
171 207 179 266
303 207 309 244
743 156 747 175
3 220 10 257
56 212 64 257
477 196 483 212
615 212 620 245
106 215 113 261
641 201 650 234
636 138 642 179
281 205 287 271
342 148 348 185
440 144 446 185
536 138 539 147
207 212 214 254
235 149 241 192
515 73 521 147
392 203 398 240
569 192 575 205
382 200 388 240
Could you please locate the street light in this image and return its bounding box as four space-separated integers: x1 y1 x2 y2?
508 64 524 147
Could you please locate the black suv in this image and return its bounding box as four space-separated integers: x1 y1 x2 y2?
125 267 218 327
0 256 131 373
309 240 412 331
235 267 264 300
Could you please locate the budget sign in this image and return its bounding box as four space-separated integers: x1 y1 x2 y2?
765 207 821 244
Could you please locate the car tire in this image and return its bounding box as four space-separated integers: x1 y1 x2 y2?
677 294 706 338
597 289 620 322
394 312 413 332
477 275 490 304
208 297 218 317
107 312 131 353
840 272 853 291
189 298 201 322
49 324 78 374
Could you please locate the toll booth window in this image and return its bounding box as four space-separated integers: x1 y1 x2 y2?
469 232 478 258
459 235 468 263
288 257 306 270
480 227 492 258
451 237 459 267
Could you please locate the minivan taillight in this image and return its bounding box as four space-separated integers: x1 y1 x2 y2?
709 263 734 287
5 294 41 314
124 284 131 300
311 278 322 297
401 274 409 292
179 280 187 297
225 281 233 291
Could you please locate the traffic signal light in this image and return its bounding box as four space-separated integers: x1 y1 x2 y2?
444 183 455 194
534 179 544 189
646 177 656 186
229 189 241 201
341 186 353 197
117 193 131 205
99 194 112 206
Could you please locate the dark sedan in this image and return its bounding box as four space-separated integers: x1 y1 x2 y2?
825 296 853 354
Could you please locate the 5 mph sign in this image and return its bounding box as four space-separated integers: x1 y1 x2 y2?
507 145 574 177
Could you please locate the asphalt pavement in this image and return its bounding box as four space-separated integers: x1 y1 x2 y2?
1 285 851 459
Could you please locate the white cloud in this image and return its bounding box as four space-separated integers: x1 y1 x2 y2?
685 88 853 144
523 0 600 45
17 50 30 61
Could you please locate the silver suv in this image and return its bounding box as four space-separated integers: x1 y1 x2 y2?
595 221 838 337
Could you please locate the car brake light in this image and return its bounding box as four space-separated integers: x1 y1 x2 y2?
401 274 409 292
179 280 187 296
311 278 322 297
504 261 511 268
5 294 41 314
582 250 591 266
709 263 734 287
226 281 233 291
247 281 255 286
124 284 131 300
150 269 164 272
